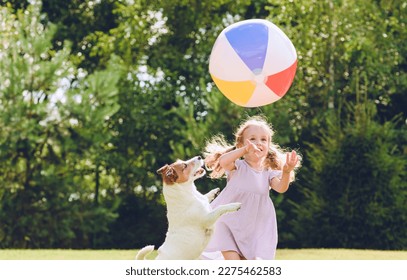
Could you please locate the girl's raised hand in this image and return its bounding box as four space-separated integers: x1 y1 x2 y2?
283 150 298 173
245 139 262 158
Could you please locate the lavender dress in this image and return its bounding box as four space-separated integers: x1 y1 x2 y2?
202 159 282 260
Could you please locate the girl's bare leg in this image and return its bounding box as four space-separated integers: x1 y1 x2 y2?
222 250 246 260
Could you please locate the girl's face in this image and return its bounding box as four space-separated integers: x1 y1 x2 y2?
242 125 270 158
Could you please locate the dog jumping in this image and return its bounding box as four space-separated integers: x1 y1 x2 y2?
136 156 241 260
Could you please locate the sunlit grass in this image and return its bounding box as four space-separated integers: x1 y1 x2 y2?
0 249 140 260
275 248 407 260
0 249 405 260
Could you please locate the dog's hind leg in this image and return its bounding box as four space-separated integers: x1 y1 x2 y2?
204 188 220 202
204 202 241 227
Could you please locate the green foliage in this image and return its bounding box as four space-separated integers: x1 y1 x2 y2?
289 103 406 249
267 0 406 132
40 0 118 70
0 0 405 250
0 2 118 248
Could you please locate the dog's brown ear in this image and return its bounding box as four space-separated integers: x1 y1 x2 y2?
157 164 169 175
157 164 178 184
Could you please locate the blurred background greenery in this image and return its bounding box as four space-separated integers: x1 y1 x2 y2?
0 0 405 250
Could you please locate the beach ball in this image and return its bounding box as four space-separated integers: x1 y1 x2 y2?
209 19 297 107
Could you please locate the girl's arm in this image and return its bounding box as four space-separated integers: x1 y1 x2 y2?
219 140 260 172
270 151 298 193
219 146 246 172
270 171 292 193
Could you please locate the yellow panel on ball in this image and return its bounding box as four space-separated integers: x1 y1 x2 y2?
211 75 255 106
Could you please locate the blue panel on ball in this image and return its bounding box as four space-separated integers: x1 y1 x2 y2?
225 22 268 74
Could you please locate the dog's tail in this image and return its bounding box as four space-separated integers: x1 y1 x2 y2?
135 245 155 260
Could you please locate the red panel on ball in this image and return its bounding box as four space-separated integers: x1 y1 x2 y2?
265 60 297 97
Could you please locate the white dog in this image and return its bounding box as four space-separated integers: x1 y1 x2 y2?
136 156 241 260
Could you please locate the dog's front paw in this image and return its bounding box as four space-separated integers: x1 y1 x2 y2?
227 202 242 212
206 188 220 201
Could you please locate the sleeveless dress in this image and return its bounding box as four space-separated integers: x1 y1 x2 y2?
202 159 282 260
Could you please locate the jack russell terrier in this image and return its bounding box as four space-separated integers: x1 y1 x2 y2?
136 156 241 260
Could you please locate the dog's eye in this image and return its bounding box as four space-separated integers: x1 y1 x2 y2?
182 163 187 170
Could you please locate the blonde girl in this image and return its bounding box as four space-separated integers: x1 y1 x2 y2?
201 115 300 260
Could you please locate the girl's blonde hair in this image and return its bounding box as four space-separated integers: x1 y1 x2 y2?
204 115 301 179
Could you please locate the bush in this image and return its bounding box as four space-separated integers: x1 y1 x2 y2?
289 104 407 249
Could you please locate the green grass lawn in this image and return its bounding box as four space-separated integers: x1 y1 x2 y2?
0 249 406 260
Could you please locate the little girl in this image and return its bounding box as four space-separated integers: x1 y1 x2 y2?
201 115 300 260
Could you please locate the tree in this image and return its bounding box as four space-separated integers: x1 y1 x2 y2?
0 3 119 248
289 102 406 249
